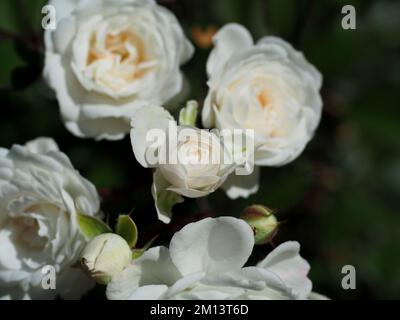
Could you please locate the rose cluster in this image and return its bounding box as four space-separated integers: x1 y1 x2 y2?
0 0 325 300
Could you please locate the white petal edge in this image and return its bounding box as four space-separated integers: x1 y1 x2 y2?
24 137 60 155
151 169 184 224
130 105 175 168
222 166 260 199
206 23 253 76
257 241 312 299
169 217 254 276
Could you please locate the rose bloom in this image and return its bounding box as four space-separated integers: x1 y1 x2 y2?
0 138 100 299
130 105 243 223
203 23 322 166
44 0 194 140
107 217 327 300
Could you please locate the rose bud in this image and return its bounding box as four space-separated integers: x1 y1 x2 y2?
81 233 131 284
240 205 279 245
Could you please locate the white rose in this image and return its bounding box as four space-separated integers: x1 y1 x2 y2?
130 104 245 223
0 138 100 299
44 0 194 140
202 24 322 198
106 217 326 300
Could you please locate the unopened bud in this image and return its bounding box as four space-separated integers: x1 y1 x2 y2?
179 100 198 126
81 233 131 284
240 205 278 245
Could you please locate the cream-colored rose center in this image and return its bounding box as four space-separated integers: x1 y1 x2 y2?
182 141 208 164
225 75 288 138
256 87 270 108
228 77 271 108
179 136 221 179
10 203 60 251
87 30 150 82
11 217 47 250
76 17 159 98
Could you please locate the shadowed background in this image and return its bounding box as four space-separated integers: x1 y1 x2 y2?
0 0 399 299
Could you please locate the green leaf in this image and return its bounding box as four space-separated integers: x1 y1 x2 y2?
131 249 145 260
77 213 112 240
116 215 138 248
131 235 158 260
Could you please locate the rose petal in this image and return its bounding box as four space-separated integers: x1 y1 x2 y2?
167 187 211 198
222 166 260 199
151 169 184 224
106 246 180 300
24 138 59 155
164 272 205 299
202 266 290 298
169 217 254 276
257 241 312 299
206 23 253 76
0 229 22 271
130 105 175 168
125 285 168 300
257 36 323 89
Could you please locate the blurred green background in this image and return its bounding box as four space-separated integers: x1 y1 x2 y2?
0 0 399 299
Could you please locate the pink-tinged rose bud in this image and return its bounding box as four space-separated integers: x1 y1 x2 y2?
240 205 278 245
